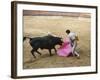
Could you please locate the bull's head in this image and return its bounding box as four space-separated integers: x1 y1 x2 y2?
55 37 63 46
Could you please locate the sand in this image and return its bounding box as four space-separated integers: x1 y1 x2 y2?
23 16 91 69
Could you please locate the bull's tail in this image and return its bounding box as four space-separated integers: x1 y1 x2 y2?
23 36 32 41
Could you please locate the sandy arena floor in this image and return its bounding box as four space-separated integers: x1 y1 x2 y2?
23 15 91 69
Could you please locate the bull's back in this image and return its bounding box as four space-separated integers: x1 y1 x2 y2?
29 35 57 49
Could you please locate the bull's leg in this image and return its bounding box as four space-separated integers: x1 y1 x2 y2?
36 50 42 55
54 47 57 53
49 49 52 56
31 49 36 58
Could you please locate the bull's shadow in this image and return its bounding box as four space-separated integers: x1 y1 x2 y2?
24 51 56 64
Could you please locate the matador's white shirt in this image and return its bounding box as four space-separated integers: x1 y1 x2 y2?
68 32 77 41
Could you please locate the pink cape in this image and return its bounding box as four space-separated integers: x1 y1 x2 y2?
57 39 72 57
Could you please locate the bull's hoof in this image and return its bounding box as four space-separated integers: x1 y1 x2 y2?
33 56 36 58
50 54 53 56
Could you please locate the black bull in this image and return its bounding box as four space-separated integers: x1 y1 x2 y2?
24 35 63 58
